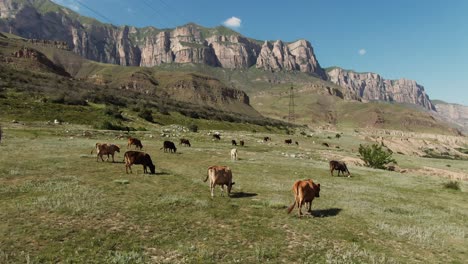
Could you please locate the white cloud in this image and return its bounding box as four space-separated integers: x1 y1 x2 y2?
52 0 80 11
223 16 241 28
358 49 367 56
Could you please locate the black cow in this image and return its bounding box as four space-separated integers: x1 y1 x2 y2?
263 137 271 142
329 160 350 177
285 139 292 144
213 134 221 140
180 138 191 147
124 151 155 174
231 140 237 146
161 141 177 153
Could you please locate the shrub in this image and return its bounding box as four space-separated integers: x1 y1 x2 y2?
358 144 396 169
138 110 154 123
96 121 127 131
104 106 124 120
443 181 460 191
188 124 198 133
336 133 341 139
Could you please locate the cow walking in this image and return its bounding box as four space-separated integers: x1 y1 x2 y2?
231 140 237 146
204 166 235 197
329 160 350 177
287 179 321 217
285 139 292 144
124 151 155 174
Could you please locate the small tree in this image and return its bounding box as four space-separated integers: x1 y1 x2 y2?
138 109 154 123
188 123 198 133
358 144 396 169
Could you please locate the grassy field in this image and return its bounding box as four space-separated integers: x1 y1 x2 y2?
0 123 467 263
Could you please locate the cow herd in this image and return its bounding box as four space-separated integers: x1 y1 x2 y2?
91 134 351 217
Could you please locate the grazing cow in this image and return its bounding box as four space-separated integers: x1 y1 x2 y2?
213 134 221 140
231 140 237 146
239 140 244 147
161 141 177 153
204 165 235 197
285 139 292 144
91 143 120 162
295 141 299 146
322 142 330 147
230 148 238 161
287 179 321 217
180 138 191 147
124 151 155 174
127 137 143 150
263 136 271 142
329 160 350 177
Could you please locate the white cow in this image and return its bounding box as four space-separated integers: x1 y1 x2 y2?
230 148 238 161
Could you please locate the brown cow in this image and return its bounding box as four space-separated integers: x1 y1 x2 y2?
203 165 235 197
127 137 143 150
161 141 177 153
329 160 350 177
180 138 191 147
91 143 120 162
124 151 155 174
287 179 321 217
231 139 237 146
239 140 244 147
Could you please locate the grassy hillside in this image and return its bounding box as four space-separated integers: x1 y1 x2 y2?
0 122 467 263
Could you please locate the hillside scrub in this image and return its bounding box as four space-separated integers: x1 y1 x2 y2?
359 143 396 169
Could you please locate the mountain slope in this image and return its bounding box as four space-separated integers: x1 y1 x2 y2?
0 0 326 78
433 100 468 133
326 67 435 111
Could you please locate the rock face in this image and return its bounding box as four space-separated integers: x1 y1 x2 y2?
0 0 326 78
327 67 435 110
434 101 468 133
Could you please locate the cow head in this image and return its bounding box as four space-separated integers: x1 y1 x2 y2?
115 145 121 153
315 183 321 198
227 182 235 194
149 163 156 174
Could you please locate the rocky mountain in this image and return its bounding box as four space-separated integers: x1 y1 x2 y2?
433 101 468 133
327 67 435 111
0 0 326 78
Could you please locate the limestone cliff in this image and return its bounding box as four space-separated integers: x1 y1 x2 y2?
433 101 468 133
327 67 435 110
0 0 326 78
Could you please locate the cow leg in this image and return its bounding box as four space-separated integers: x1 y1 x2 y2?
298 199 304 216
330 168 334 176
210 183 215 197
111 154 115 163
100 154 105 162
220 185 225 196
307 201 312 213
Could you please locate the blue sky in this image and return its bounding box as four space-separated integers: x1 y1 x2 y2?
53 0 468 105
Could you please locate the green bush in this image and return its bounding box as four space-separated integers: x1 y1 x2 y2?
443 181 460 191
138 110 154 123
188 124 198 133
104 106 124 120
358 144 396 169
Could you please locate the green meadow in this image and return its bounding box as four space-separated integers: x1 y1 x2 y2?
1 123 467 263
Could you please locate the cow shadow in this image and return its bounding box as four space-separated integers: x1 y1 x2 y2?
230 192 258 198
154 171 170 176
312 208 342 218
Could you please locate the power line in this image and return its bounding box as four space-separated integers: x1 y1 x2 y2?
140 0 172 29
157 0 189 25
73 0 114 25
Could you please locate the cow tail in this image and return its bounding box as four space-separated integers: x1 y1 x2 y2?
287 201 296 214
203 169 209 182
287 183 300 214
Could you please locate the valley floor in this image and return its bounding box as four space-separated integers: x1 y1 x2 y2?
0 123 467 263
